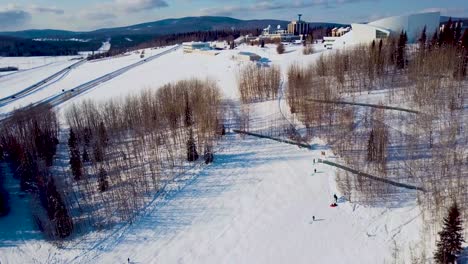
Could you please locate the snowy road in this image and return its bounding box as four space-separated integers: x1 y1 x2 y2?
0 59 85 106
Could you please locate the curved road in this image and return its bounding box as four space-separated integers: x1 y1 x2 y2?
0 59 86 106
36 45 181 108
0 45 181 120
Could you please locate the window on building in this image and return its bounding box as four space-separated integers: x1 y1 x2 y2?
376 30 388 39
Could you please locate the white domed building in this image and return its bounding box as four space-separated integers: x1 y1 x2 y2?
352 12 440 44
327 12 441 49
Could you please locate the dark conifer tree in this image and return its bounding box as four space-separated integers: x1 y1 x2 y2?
44 178 73 238
431 31 439 48
455 21 462 44
204 145 214 164
419 26 427 50
98 167 109 192
367 129 376 161
82 147 89 162
462 29 468 51
186 129 198 162
98 122 108 147
68 129 82 180
93 144 104 163
0 168 10 217
434 202 465 264
396 31 407 69
184 91 193 127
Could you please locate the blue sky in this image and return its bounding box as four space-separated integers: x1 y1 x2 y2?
0 0 467 31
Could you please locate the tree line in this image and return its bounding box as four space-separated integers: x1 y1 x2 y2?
0 79 224 240
282 26 467 262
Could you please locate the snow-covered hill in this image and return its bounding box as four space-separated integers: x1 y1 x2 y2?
0 42 428 263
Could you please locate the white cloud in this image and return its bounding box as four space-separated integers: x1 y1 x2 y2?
200 0 376 16
0 5 33 30
112 0 168 12
29 5 65 15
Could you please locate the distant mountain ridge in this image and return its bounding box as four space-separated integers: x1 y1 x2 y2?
0 16 347 39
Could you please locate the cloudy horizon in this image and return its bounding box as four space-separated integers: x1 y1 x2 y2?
0 0 467 32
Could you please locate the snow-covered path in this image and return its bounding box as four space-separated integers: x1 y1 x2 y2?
77 134 421 264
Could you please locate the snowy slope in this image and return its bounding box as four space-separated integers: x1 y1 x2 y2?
0 46 176 114
0 60 78 98
0 43 427 264
59 43 326 108
93 134 421 264
0 133 422 264
0 56 78 71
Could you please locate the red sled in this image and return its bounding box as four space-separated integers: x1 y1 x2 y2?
330 203 338 207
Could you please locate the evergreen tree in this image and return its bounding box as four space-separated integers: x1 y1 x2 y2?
455 21 462 43
0 188 9 217
396 31 407 69
204 145 214 164
445 18 453 45
98 121 108 147
44 178 73 238
462 29 468 52
82 147 89 162
93 144 104 163
186 129 198 162
419 26 427 50
68 129 82 180
434 202 465 264
68 129 78 151
367 129 376 161
0 168 10 217
431 31 439 48
184 91 193 127
98 167 109 192
69 149 82 181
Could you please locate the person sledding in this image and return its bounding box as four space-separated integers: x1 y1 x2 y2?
330 194 339 207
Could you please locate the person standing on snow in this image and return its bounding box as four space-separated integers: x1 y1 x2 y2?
333 194 338 203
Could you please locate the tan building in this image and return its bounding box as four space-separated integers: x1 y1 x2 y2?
287 14 310 36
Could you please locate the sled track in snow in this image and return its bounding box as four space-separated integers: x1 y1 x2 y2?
306 99 420 114
232 129 425 192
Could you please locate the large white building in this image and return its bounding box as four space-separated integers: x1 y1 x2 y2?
325 12 441 49
351 12 440 44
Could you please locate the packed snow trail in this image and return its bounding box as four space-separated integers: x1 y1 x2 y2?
306 99 420 114
65 134 420 264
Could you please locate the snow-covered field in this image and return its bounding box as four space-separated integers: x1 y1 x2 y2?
0 42 427 263
0 46 176 114
0 56 79 71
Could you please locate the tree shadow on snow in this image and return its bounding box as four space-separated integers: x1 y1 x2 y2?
458 247 468 264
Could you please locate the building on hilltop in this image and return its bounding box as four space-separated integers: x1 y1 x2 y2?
331 27 351 37
260 24 300 42
351 12 440 44
324 12 440 50
287 14 310 36
182 42 219 56
183 42 211 53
